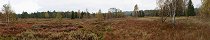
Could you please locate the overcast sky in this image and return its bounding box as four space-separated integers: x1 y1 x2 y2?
0 0 201 13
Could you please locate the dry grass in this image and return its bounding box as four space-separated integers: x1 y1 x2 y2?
0 17 209 40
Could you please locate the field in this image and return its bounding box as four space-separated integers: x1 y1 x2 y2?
0 17 209 40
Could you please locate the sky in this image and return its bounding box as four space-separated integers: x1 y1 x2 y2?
0 0 201 14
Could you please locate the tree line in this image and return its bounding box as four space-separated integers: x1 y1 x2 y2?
0 0 207 24
16 10 127 19
17 11 91 19
0 0 197 19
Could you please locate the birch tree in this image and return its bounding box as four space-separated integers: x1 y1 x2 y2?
157 0 187 26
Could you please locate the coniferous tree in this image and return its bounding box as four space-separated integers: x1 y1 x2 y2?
187 0 196 16
66 11 71 18
75 12 79 18
81 11 85 18
0 12 3 19
21 12 29 18
37 12 42 18
140 11 145 17
41 12 45 18
30 13 36 18
71 11 75 19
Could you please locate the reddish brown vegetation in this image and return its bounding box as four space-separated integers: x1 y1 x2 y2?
0 22 82 36
105 18 210 40
0 17 209 40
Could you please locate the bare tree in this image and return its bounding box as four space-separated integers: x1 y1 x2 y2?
157 0 172 22
77 10 81 19
133 4 139 17
2 4 17 23
84 9 90 18
157 0 187 26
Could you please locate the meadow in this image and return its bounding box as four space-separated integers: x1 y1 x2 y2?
0 17 209 40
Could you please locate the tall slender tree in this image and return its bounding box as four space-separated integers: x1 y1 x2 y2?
71 11 75 19
157 0 187 26
133 4 139 17
186 0 196 16
0 12 3 19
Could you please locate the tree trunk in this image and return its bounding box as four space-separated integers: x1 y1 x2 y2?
172 12 176 27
